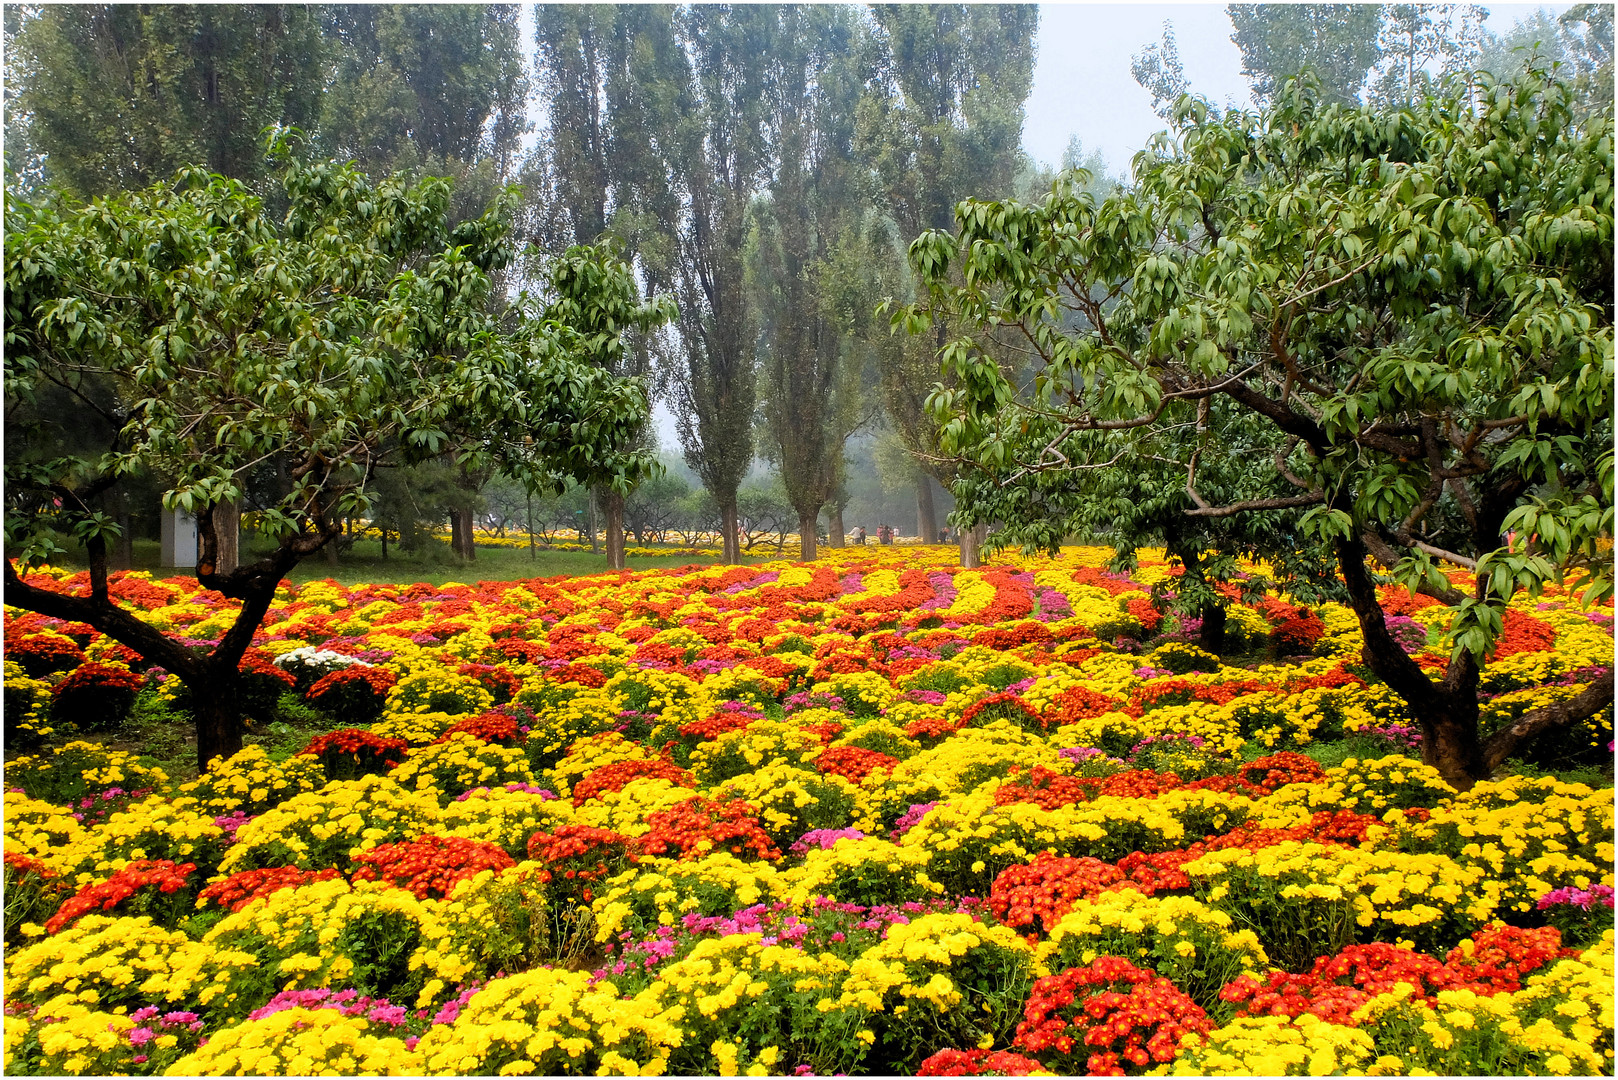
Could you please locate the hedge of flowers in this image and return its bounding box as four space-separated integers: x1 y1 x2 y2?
3 545 1613 1076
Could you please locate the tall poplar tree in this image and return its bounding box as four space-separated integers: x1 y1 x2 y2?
663 6 776 564
752 6 872 561
859 4 1038 555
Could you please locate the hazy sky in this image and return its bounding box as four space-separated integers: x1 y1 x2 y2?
1024 2 1574 178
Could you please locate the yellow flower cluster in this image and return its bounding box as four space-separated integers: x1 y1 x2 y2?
178 744 323 816
220 774 439 873
167 1006 421 1075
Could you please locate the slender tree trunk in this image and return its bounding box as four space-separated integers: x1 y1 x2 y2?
721 498 741 564
381 527 388 561
527 493 536 561
799 512 818 562
917 478 938 544
586 489 599 553
828 505 845 548
603 490 627 571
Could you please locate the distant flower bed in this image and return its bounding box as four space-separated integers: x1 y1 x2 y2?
3 545 1612 1075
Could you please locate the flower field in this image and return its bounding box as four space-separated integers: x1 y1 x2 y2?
3 546 1614 1076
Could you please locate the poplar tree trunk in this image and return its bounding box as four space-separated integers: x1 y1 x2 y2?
828 506 845 548
603 490 627 570
799 512 818 562
721 498 741 564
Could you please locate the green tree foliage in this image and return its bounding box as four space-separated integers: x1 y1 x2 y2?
1227 4 1385 107
904 70 1614 788
4 5 328 197
860 4 1038 550
4 151 666 770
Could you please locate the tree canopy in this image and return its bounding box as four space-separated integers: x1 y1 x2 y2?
903 68 1614 786
4 149 667 769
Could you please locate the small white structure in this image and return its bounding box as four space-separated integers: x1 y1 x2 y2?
160 509 198 568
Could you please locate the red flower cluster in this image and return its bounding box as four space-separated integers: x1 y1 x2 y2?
1128 678 1268 715
1014 956 1212 1076
961 692 1047 732
306 665 399 722
298 728 410 779
551 662 609 687
973 622 1055 651
6 634 86 676
993 766 1102 811
199 866 344 913
1490 610 1558 659
4 852 54 879
904 714 965 743
1443 924 1576 993
437 710 524 747
525 825 635 896
1271 612 1325 654
46 859 196 935
1121 598 1161 635
989 854 1127 933
815 745 899 784
1236 752 1327 794
1044 686 1125 726
351 835 516 900
53 661 142 698
679 712 757 742
802 720 846 745
492 638 545 665
917 1049 1049 1076
571 759 695 806
456 663 521 702
1220 928 1576 1025
636 797 781 862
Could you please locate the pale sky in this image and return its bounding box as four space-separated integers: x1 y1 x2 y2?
1023 2 1575 179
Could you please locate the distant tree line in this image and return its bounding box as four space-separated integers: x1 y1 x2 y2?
6 4 1609 570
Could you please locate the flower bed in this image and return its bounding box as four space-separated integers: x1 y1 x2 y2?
3 546 1613 1076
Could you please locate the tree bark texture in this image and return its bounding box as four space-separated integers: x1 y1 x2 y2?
799 512 818 562
828 505 845 548
721 498 741 564
603 489 627 571
450 508 477 561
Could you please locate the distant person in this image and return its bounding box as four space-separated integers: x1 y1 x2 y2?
855 525 866 545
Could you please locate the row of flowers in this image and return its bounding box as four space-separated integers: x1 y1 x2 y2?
3 545 1612 1075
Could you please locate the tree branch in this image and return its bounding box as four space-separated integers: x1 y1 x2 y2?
1482 668 1616 772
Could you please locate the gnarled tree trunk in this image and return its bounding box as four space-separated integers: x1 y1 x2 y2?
798 512 818 562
